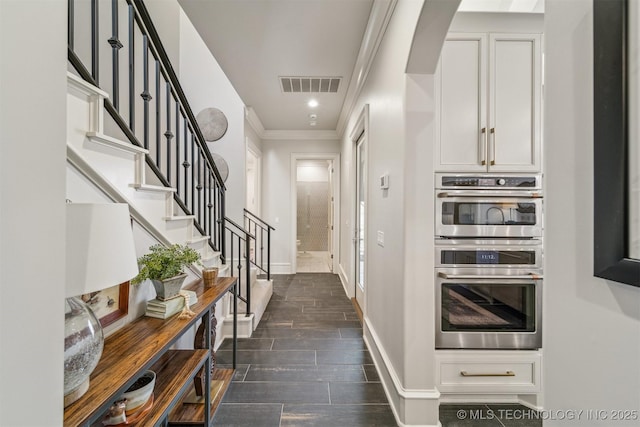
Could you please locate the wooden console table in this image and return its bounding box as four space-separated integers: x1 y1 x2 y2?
64 277 237 426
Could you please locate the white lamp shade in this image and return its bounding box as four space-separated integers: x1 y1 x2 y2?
66 203 139 297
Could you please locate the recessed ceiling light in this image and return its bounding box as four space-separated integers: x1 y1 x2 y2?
309 121 317 126
307 99 318 108
309 113 317 119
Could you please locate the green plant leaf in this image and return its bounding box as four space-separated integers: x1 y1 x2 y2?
131 243 202 285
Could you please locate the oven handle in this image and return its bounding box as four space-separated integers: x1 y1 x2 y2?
437 191 542 198
437 272 543 280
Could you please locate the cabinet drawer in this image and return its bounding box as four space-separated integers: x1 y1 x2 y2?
436 351 541 394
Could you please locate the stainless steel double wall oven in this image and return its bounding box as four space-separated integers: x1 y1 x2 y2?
435 174 543 350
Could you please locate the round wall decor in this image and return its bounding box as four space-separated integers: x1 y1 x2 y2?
212 153 229 183
196 108 228 141
202 153 229 186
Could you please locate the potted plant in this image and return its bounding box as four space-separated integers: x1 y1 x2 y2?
132 244 201 300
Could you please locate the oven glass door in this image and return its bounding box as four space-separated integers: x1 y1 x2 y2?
441 282 535 332
436 195 543 237
436 273 542 349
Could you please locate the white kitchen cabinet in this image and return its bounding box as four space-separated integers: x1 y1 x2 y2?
435 33 542 172
436 350 542 395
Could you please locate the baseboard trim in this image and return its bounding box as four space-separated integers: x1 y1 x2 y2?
271 263 292 274
351 298 363 325
364 317 441 426
338 263 352 298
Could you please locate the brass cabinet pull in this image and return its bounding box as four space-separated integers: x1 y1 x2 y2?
460 370 515 377
490 127 496 165
480 127 487 165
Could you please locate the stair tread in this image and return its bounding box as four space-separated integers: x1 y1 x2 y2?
67 72 109 98
186 235 209 244
202 251 221 262
163 215 195 221
87 132 149 154
130 183 176 193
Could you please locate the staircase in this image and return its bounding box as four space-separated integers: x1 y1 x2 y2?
65 0 273 343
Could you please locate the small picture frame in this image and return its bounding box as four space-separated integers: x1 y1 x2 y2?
82 282 130 328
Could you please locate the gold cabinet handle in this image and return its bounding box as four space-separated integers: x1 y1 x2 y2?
460 370 515 377
480 127 487 165
490 127 496 165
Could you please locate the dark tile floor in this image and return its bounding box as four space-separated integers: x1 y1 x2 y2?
439 404 542 427
213 273 397 426
213 274 540 427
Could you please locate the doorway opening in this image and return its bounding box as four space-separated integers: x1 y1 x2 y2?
295 159 334 273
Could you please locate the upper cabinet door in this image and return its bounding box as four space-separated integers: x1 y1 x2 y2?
435 32 542 172
435 33 488 172
489 33 542 172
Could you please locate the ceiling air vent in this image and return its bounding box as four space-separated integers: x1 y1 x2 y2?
280 76 341 93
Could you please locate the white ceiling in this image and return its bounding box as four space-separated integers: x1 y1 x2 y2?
178 0 375 133
458 0 544 13
177 0 543 136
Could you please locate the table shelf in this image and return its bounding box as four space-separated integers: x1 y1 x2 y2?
64 277 237 427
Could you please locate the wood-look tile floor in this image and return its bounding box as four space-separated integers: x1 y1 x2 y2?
213 274 540 427
213 273 397 426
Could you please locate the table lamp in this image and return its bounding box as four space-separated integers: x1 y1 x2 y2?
64 203 138 407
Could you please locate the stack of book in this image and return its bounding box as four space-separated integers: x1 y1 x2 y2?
145 290 197 319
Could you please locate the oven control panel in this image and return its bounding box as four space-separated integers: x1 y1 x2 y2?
437 174 541 189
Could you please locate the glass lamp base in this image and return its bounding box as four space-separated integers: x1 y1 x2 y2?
64 377 90 407
64 297 104 407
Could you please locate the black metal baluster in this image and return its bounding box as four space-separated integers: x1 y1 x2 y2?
196 152 203 226
261 227 265 269
68 0 74 50
267 226 271 280
230 232 235 277
91 0 99 84
238 235 243 304
207 169 212 241
191 134 196 216
221 187 226 261
183 126 190 210
141 35 152 150
245 232 251 316
175 110 181 198
108 0 123 110
165 83 173 184
128 4 135 131
155 60 161 166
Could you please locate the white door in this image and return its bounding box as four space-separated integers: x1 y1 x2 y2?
355 134 366 309
246 148 261 215
327 162 334 272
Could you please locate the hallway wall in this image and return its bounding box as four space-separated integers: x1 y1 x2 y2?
262 139 339 273
178 9 246 223
543 0 640 424
0 0 67 423
339 1 434 424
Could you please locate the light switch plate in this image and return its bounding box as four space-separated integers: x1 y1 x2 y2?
377 231 384 247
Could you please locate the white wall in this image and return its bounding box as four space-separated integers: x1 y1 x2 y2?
178 9 247 223
0 1 67 424
543 0 640 424
297 163 329 182
339 1 441 424
144 0 182 73
262 139 339 273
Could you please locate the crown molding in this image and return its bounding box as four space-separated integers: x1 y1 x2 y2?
244 106 265 138
261 129 339 141
336 0 398 138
